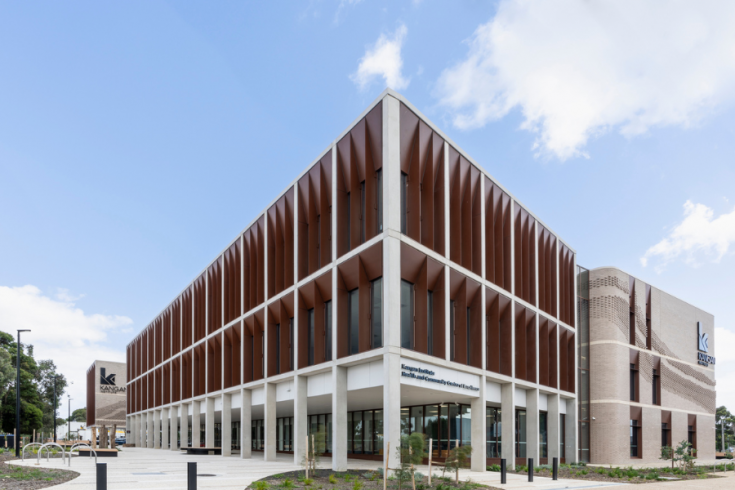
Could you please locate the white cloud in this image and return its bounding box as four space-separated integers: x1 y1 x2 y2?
641 201 735 270
0 285 131 418
334 0 363 25
55 287 84 303
435 0 735 160
350 24 409 91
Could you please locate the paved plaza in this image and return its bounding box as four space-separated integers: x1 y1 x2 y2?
10 448 735 490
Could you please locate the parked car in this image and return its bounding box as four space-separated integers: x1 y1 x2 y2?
115 437 126 445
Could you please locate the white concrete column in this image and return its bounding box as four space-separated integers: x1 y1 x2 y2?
471 383 486 471
332 365 348 471
205 397 215 448
264 383 277 461
139 414 145 448
293 375 308 464
222 393 232 456
154 410 161 449
191 401 201 448
241 389 252 459
382 94 401 233
171 405 180 451
147 411 154 448
564 398 577 463
383 354 401 472
526 389 539 464
501 383 515 463
548 393 560 461
181 404 189 449
161 407 170 449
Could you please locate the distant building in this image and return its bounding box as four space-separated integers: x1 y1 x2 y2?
86 360 127 441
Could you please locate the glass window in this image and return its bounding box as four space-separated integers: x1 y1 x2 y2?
540 412 548 458
308 309 315 366
427 291 434 356
347 412 353 453
401 172 408 234
278 418 284 451
653 369 659 405
400 408 410 437
486 407 501 458
516 410 527 458
365 411 373 454
371 278 383 349
410 406 424 436
425 405 439 455
401 280 414 350
324 301 332 361
560 414 566 459
460 406 471 447
354 411 364 454
661 423 669 448
348 288 359 355
289 317 294 371
439 405 449 455
630 420 639 457
376 169 383 233
449 404 460 449
374 410 383 455
630 364 636 401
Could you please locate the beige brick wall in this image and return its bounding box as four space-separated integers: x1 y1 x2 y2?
589 267 716 465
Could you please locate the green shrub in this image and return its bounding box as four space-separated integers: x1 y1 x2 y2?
280 478 295 489
515 465 528 473
352 480 363 490
328 474 337 485
303 478 314 487
487 464 501 472
253 481 270 490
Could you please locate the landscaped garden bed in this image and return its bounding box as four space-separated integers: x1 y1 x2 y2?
0 451 79 489
498 461 735 484
247 469 490 490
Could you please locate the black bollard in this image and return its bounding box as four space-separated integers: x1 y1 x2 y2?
188 461 197 490
528 458 534 482
96 462 107 490
500 458 506 484
552 457 558 480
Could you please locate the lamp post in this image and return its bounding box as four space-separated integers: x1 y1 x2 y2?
15 329 30 457
67 396 72 441
722 415 726 453
52 375 59 443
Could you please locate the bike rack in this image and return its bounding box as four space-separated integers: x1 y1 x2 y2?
67 443 97 466
37 443 67 464
21 443 44 462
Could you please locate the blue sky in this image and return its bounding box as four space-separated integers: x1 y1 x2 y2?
2 0 734 418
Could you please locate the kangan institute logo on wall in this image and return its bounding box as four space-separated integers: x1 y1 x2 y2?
99 367 126 394
697 322 716 367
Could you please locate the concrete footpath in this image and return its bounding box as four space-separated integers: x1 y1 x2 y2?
12 448 731 490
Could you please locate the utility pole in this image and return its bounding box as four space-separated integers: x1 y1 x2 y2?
15 329 30 457
53 376 58 443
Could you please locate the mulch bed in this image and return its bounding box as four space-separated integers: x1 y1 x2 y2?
249 469 488 490
504 464 732 484
0 453 79 489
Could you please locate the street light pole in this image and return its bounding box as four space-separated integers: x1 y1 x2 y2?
15 329 30 458
67 396 72 441
53 376 58 443
722 415 726 453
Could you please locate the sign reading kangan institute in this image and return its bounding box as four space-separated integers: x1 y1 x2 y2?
399 358 481 396
99 367 126 394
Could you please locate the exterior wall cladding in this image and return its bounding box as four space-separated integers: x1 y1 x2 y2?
124 90 583 469
587 267 716 464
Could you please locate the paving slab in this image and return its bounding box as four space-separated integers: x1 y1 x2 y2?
9 448 622 490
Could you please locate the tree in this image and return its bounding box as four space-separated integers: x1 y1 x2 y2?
398 433 426 490
0 329 66 435
36 359 67 432
68 408 86 423
716 406 734 451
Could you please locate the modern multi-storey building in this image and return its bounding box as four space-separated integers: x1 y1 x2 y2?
580 267 716 464
124 89 715 468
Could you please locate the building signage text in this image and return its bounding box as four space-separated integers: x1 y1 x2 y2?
697 322 715 367
99 385 126 394
400 364 479 391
